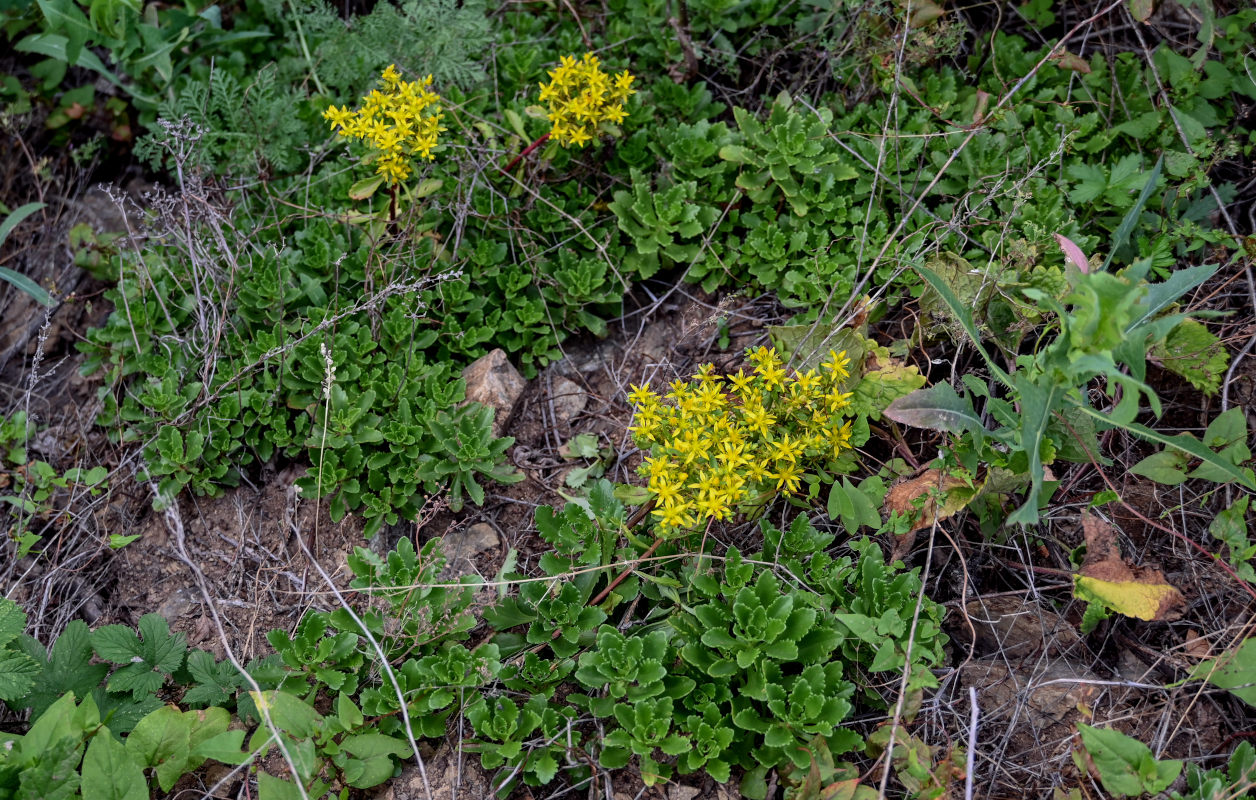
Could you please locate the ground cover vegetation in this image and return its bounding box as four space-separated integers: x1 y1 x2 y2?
1 0 1256 796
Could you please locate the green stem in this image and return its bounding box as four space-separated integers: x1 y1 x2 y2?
289 3 327 96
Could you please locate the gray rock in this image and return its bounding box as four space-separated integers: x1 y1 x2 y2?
443 523 500 576
549 375 588 425
461 349 525 436
155 586 199 623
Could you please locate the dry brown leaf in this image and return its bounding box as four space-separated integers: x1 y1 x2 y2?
885 469 971 561
1182 629 1212 661
1075 513 1185 622
885 469 970 532
1050 50 1092 73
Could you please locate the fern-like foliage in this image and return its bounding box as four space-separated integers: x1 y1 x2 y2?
134 64 308 177
298 0 492 93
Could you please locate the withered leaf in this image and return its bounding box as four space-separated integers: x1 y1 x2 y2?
1074 513 1185 622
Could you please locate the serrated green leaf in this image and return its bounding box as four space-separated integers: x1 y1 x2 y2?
23 620 109 718
1151 318 1228 395
0 650 40 702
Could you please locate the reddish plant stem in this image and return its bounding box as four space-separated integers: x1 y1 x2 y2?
588 533 664 609
546 499 659 644
501 131 551 176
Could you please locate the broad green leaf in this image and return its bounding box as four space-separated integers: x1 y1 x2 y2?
250 690 322 739
1191 637 1256 707
883 382 986 435
185 706 232 765
257 772 305 800
191 729 249 765
1129 450 1189 485
1204 407 1248 448
339 733 410 760
22 691 90 756
1076 724 1182 796
126 705 192 791
82 727 149 800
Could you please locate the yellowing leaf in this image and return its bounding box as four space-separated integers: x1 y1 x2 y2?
1073 575 1183 622
850 346 926 420
1073 513 1185 623
348 174 385 200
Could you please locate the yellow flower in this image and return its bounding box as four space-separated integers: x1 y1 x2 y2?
649 475 684 508
771 433 804 463
538 52 636 149
747 346 780 370
830 420 853 457
696 492 731 521
756 360 787 391
741 405 776 437
653 502 695 531
626 347 856 538
327 67 444 186
823 349 851 382
727 368 755 396
793 368 822 396
628 383 657 407
744 460 771 484
688 470 720 497
322 105 354 130
824 387 853 414
774 462 803 493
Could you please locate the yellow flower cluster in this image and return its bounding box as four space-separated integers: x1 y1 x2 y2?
322 65 444 185
629 347 855 535
538 52 635 148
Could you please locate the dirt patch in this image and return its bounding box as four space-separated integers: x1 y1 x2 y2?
105 477 365 660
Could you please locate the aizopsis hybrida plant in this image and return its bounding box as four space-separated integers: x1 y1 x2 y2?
628 346 857 533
